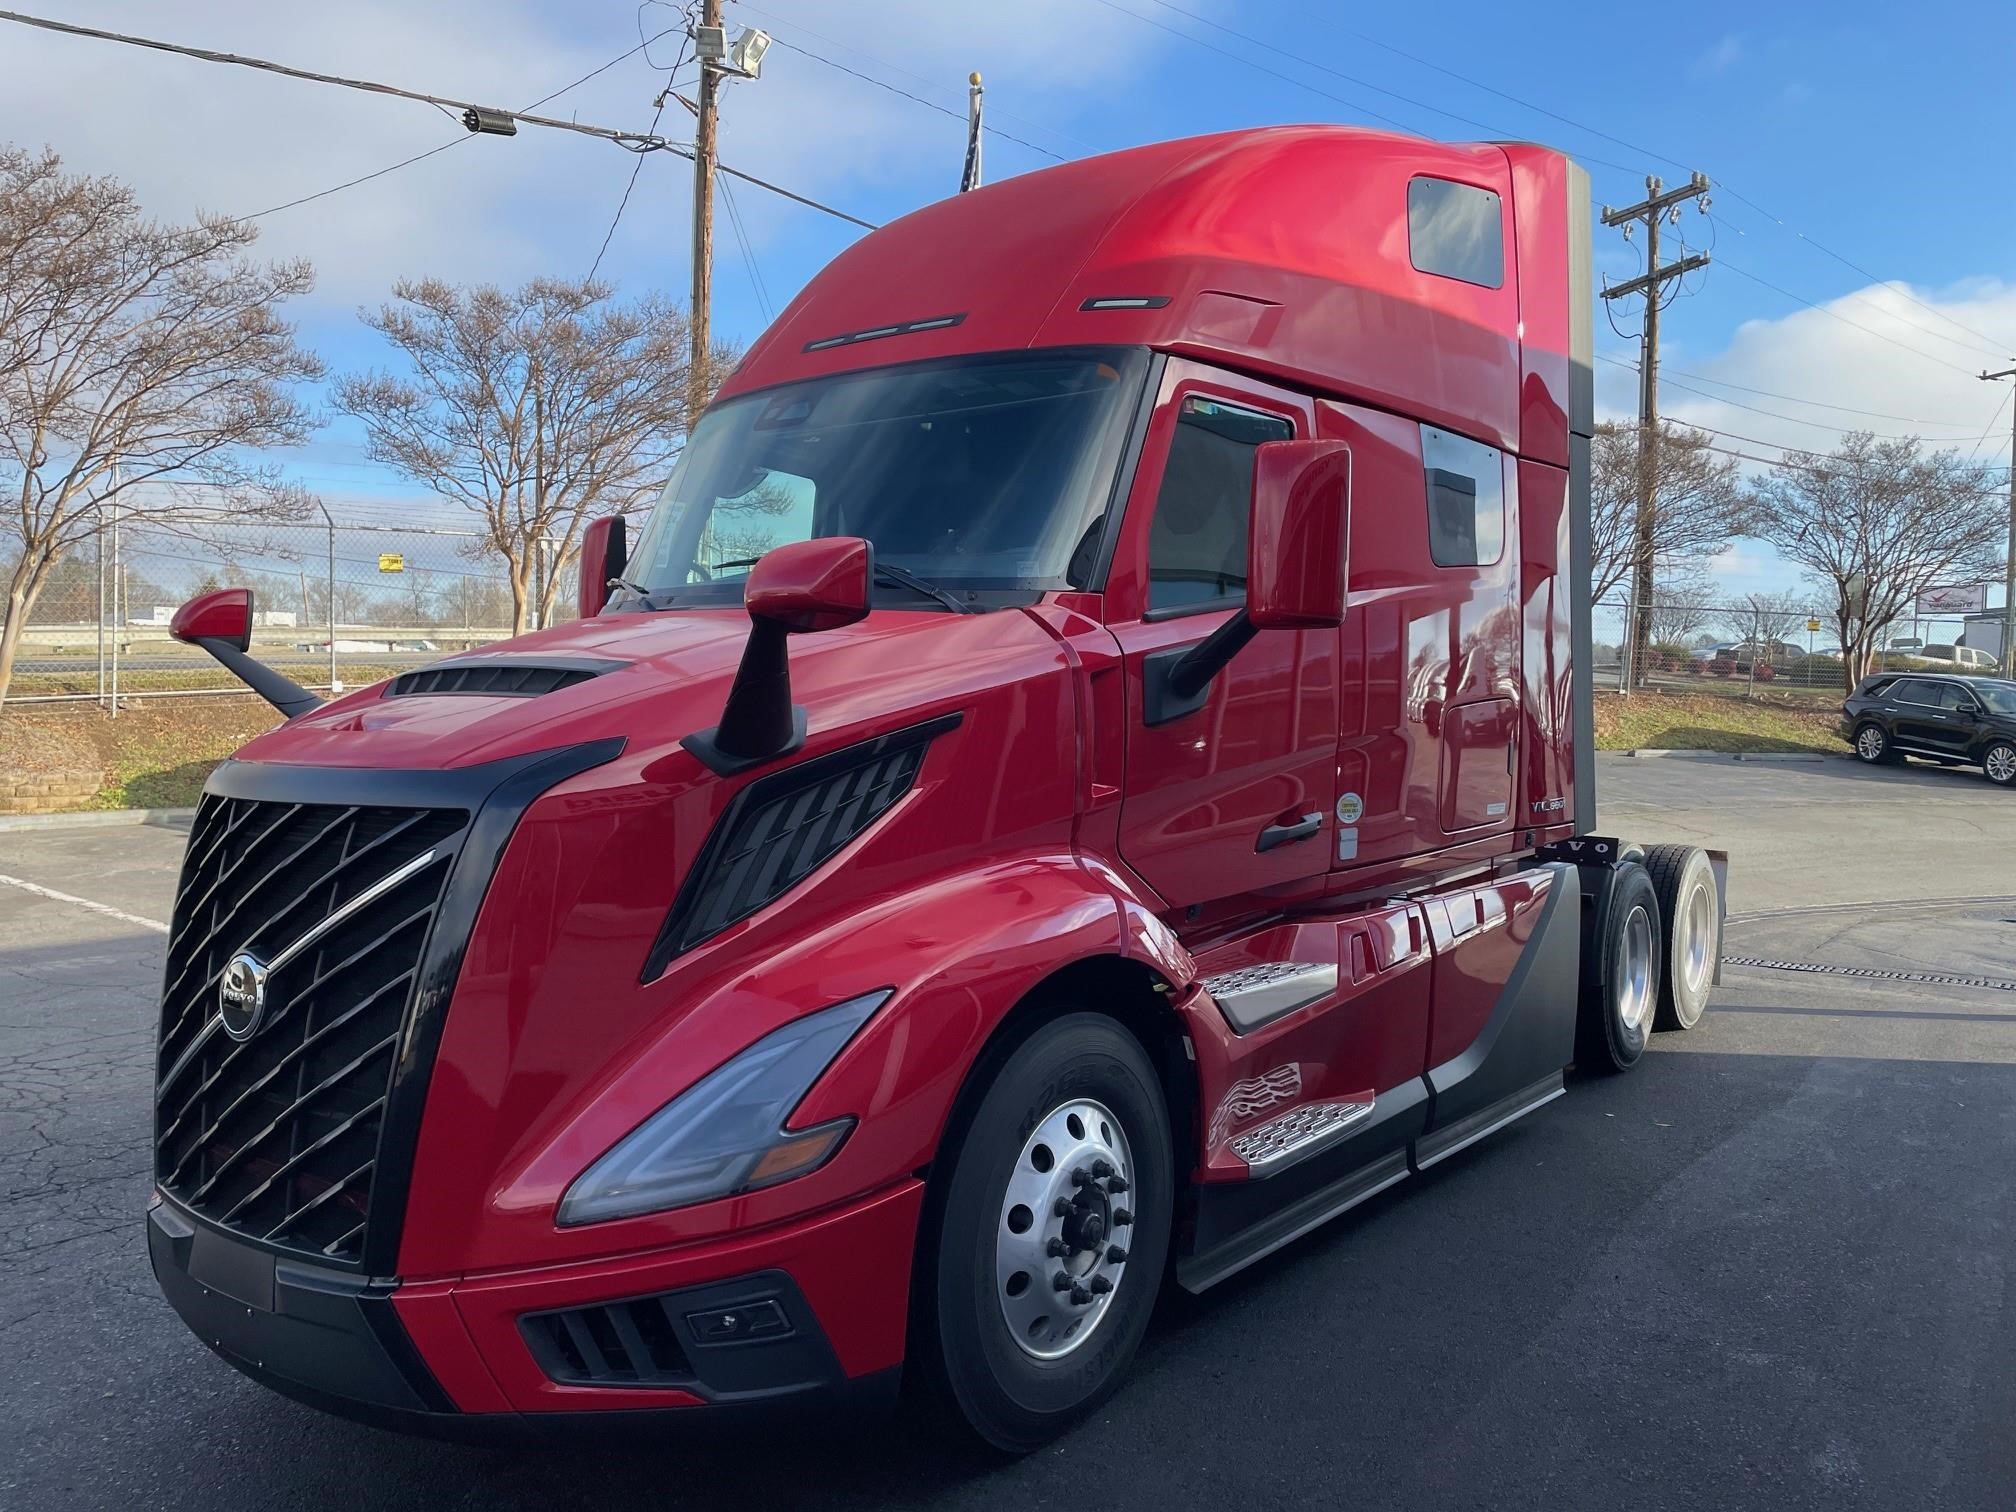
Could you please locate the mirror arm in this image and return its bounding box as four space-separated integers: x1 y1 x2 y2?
681 616 809 776
192 637 324 720
1143 609 1257 727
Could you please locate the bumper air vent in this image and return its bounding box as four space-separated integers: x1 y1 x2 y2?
644 712 961 977
522 1296 695 1387
153 794 469 1265
386 655 626 699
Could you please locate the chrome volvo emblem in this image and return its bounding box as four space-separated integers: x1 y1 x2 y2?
218 951 271 1041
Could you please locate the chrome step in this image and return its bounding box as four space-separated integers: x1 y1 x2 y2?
1201 961 1338 1033
1229 1097 1375 1174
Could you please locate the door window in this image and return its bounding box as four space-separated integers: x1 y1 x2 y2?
1934 683 1974 711
1891 679 1937 706
1146 397 1294 613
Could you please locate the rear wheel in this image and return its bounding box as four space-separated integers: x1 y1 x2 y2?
1643 844 1718 1031
1853 721 1897 764
1984 740 2016 788
914 1013 1173 1453
1576 863 1661 1074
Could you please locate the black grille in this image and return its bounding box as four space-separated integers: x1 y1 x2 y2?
154 794 468 1265
645 715 958 976
522 1296 694 1386
387 663 596 698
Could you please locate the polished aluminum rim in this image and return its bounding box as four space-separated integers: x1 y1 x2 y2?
1987 746 2016 784
1856 726 1884 761
1680 878 1716 1000
1616 904 1655 1035
995 1098 1135 1361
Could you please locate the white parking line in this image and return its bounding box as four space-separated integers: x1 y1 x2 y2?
0 873 169 934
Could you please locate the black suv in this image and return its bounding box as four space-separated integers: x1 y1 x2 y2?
1841 673 2016 787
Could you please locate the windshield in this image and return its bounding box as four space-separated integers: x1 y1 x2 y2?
623 347 1148 610
1975 681 2016 716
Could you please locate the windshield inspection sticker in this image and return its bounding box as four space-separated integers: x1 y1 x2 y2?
1336 792 1364 826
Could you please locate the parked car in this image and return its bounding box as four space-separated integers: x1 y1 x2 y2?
1841 673 2016 786
1911 643 2001 672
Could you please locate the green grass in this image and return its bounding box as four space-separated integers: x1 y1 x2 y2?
10 665 400 696
1595 691 1844 754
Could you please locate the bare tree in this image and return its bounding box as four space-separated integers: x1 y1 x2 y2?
1734 588 1810 655
334 278 725 635
1646 558 1718 645
1589 419 1746 606
0 148 321 707
1750 433 2004 690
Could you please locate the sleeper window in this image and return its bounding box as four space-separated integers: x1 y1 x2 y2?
1420 425 1505 568
1147 397 1293 612
1407 177 1505 289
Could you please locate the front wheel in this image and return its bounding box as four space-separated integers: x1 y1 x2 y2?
1984 740 2016 788
914 1013 1173 1453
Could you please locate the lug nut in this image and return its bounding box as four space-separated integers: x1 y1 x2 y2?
1112 1207 1133 1226
1091 1158 1114 1179
1105 1245 1128 1264
1069 1282 1093 1305
1071 1166 1095 1188
1106 1173 1130 1194
1053 1271 1073 1292
1054 1197 1074 1217
1046 1236 1070 1258
1088 1275 1113 1295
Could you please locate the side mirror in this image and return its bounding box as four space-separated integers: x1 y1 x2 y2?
683 537 874 774
745 536 874 632
1144 440 1350 725
578 515 628 619
169 587 252 652
168 587 322 719
1247 440 1350 629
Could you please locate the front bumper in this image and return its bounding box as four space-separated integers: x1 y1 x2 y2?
148 1179 922 1438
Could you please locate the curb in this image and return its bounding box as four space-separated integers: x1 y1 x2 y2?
1622 749 1830 763
0 806 197 833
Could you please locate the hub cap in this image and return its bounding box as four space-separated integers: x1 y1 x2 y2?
1680 878 1715 1002
1616 903 1655 1035
1857 726 1884 761
995 1098 1135 1361
1987 746 2016 784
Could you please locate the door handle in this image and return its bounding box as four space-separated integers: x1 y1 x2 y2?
1257 811 1323 853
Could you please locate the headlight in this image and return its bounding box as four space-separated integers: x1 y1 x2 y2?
557 992 887 1226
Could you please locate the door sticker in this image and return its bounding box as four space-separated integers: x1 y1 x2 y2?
1336 791 1364 826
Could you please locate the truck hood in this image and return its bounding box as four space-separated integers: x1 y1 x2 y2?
235 606 1066 770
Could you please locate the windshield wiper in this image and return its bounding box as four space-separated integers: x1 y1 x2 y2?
875 561 975 614
607 574 658 609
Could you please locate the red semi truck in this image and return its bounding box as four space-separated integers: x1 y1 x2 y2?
148 126 1725 1450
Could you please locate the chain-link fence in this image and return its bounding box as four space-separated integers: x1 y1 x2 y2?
4 507 576 704
1592 597 2008 701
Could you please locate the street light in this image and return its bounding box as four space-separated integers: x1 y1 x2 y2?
693 24 771 79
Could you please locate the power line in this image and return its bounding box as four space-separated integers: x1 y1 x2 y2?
1595 355 1982 439
764 35 1066 162
238 137 467 222
1708 252 1982 378
0 7 878 231
719 172 774 321
588 36 689 281
1603 361 1980 428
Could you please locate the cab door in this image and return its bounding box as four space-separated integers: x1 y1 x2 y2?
1106 361 1338 910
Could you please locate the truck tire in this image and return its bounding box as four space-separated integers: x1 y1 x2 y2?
1575 863 1661 1074
913 1012 1173 1453
1643 844 1718 1031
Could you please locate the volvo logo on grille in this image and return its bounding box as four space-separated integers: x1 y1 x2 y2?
218 951 271 1041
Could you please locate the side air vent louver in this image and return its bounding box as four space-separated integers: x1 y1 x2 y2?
644 713 961 977
386 655 626 699
522 1296 695 1387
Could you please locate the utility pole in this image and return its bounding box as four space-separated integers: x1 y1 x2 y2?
1980 364 2016 675
689 0 724 433
1602 172 1710 687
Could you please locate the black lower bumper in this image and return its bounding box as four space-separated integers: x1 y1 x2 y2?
147 1195 898 1441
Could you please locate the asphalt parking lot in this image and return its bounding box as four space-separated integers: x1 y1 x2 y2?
4 753 2013 1511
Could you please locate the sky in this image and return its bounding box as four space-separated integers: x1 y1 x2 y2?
3 0 2014 619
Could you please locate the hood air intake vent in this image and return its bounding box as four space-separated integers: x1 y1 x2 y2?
386 655 626 699
644 713 961 978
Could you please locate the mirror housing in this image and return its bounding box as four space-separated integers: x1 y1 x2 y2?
683 537 875 775
745 536 874 632
1246 440 1350 630
577 515 628 619
169 587 253 652
167 587 322 719
1145 441 1351 726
